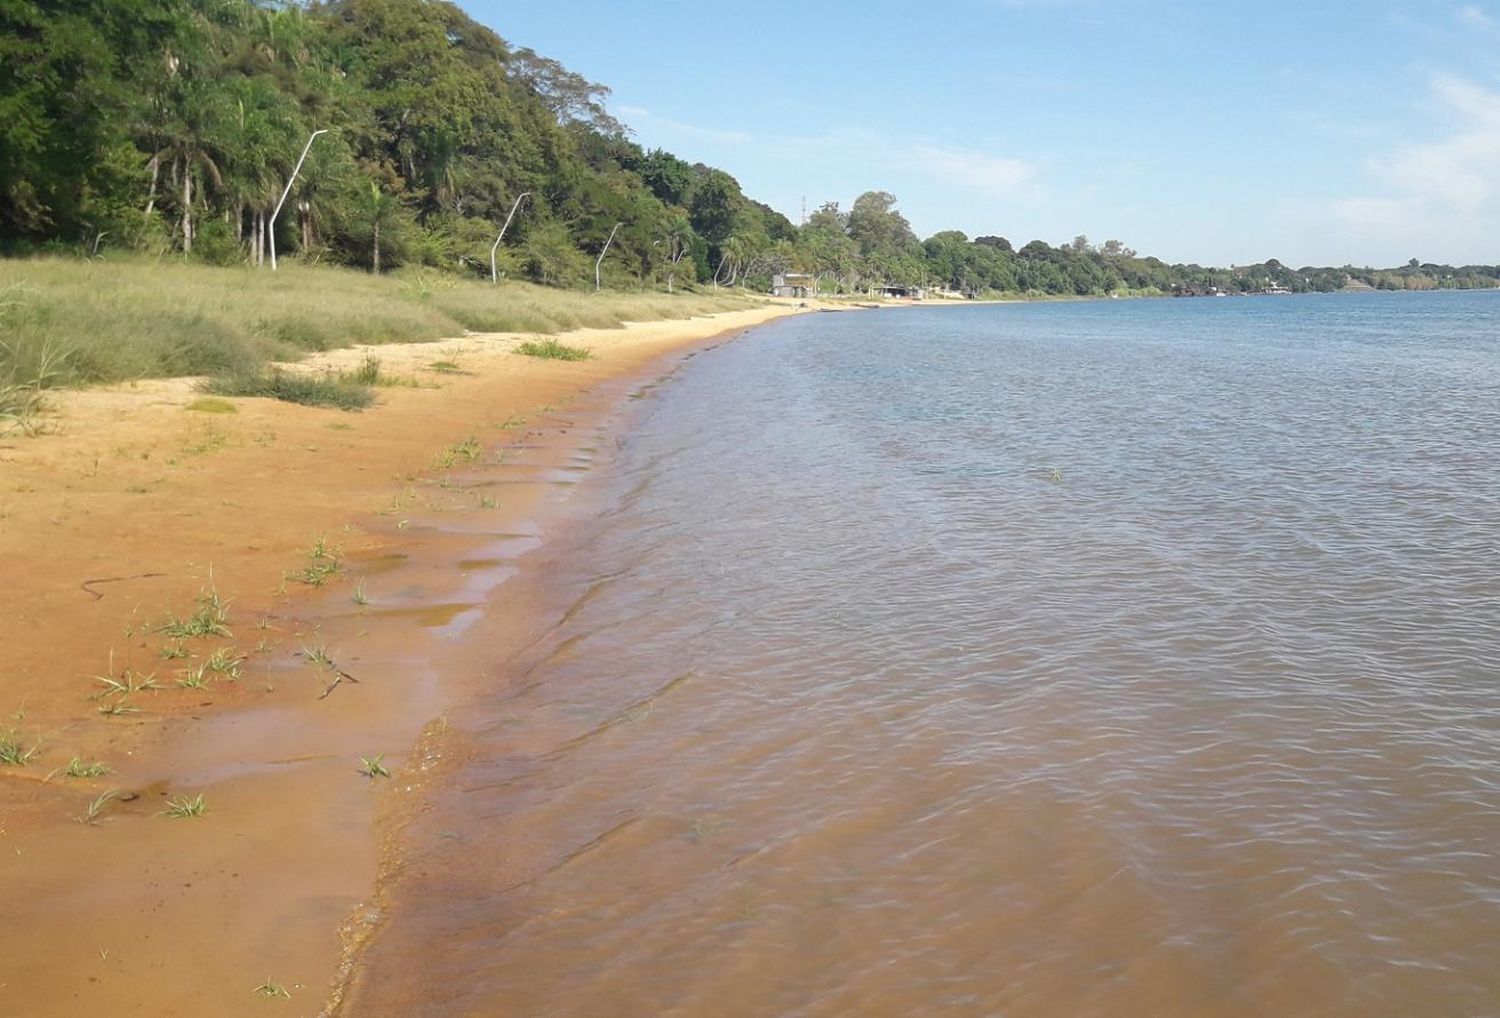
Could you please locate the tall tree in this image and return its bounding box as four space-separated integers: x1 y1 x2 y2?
348 179 404 272
508 46 624 137
0 0 187 236
846 190 916 259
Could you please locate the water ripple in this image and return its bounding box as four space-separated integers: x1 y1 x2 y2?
354 294 1500 1017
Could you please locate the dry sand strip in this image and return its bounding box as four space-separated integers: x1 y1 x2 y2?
0 302 811 1017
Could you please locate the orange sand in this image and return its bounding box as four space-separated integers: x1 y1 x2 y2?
0 303 806 1016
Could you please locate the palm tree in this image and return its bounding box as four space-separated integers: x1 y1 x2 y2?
714 235 749 288
150 81 230 254
653 213 693 293
352 181 402 273
220 79 299 265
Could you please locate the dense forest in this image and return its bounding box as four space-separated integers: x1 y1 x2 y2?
3 0 1497 297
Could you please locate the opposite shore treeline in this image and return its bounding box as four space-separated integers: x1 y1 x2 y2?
3 0 1498 299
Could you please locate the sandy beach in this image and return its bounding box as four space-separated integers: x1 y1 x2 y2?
4 0 1493 1011
0 302 805 1016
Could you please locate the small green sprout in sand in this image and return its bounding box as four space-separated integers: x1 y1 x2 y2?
93 668 160 698
303 644 334 670
61 756 111 779
205 646 244 680
176 662 210 689
289 537 342 587
162 793 207 818
74 790 118 826
358 755 391 779
0 729 40 766
159 587 232 639
433 435 483 469
253 979 291 999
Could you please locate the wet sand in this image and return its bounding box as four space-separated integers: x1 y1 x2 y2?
0 302 805 1016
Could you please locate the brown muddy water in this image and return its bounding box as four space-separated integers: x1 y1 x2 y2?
343 294 1500 1017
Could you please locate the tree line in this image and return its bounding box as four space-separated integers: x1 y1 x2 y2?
3 0 1497 297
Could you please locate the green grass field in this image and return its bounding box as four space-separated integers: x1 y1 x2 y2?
0 257 756 389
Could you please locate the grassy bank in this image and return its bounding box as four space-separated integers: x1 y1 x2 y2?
0 257 755 388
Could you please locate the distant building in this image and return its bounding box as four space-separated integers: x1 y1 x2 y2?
771 272 814 298
872 284 926 300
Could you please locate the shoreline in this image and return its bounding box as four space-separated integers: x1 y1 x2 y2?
0 302 804 1015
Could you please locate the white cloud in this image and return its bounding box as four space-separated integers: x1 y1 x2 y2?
1331 74 1500 260
619 109 1042 212
617 105 753 146
611 106 1045 235
912 146 1039 200
1456 4 1494 29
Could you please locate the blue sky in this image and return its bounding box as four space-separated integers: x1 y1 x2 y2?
470 1 1500 267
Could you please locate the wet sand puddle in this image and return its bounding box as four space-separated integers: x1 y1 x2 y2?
340 296 1500 1018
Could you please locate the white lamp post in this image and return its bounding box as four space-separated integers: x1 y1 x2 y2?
595 222 623 293
489 192 531 284
268 128 328 271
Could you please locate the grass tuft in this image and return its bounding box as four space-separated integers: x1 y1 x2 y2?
287 536 341 586
303 644 334 670
74 790 118 826
346 355 382 386
160 587 232 639
0 730 40 766
162 793 207 818
93 668 160 698
176 662 210 689
515 338 591 361
61 756 112 779
253 979 291 999
203 367 375 411
205 646 244 681
0 335 65 436
434 435 483 468
358 754 391 778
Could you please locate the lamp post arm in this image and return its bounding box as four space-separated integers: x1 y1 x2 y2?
490 191 531 284
595 222 624 293
268 128 328 272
